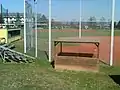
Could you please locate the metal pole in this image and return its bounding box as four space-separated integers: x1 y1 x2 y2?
34 0 38 57
6 9 8 29
110 0 115 66
1 4 2 27
30 6 33 48
35 0 37 57
24 0 26 53
49 0 52 62
79 0 82 38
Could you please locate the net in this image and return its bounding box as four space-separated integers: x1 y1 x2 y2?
37 0 49 60
81 0 112 64
0 4 8 27
25 0 36 57
51 0 80 61
114 0 120 65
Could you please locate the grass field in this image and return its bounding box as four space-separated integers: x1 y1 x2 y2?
0 60 120 90
33 29 120 60
0 32 120 89
20 28 120 64
38 29 120 39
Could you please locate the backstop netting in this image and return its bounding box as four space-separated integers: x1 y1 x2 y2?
81 0 112 64
114 0 120 65
51 0 80 60
25 0 36 57
0 4 8 28
24 0 120 66
37 0 49 60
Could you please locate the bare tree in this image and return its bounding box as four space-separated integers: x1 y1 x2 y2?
15 12 21 28
88 16 96 29
100 17 106 29
117 20 120 29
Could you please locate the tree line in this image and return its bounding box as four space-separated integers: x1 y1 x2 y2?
1 13 120 30
86 16 120 29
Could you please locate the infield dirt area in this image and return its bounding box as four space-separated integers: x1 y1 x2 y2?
38 29 120 66
60 36 120 66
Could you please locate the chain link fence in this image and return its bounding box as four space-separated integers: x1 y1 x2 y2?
25 0 36 57
0 4 8 28
81 0 112 64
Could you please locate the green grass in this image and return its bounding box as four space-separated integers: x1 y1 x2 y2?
100 64 120 75
35 29 120 56
13 40 24 53
38 29 120 39
0 40 120 90
20 28 120 53
0 59 120 90
37 29 120 51
14 28 120 60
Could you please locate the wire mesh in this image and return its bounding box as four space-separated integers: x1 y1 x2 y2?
81 0 112 64
114 0 120 65
36 0 49 60
51 0 80 61
0 4 8 28
25 0 36 57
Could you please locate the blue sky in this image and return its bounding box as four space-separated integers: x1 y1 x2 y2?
52 0 120 22
37 0 49 18
1 0 120 21
1 0 24 13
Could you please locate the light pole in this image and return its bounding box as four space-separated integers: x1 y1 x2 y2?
34 0 38 57
24 0 26 53
79 0 82 38
49 0 52 62
110 0 115 66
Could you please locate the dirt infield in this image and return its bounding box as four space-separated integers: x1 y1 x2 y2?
36 29 120 66
60 36 120 66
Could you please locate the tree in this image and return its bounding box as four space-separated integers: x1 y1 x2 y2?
0 14 4 24
37 13 41 23
100 17 106 29
70 19 79 29
92 16 97 28
88 16 96 29
15 13 21 28
70 21 74 28
51 18 55 28
41 14 48 22
109 21 117 29
116 20 120 29
114 22 117 29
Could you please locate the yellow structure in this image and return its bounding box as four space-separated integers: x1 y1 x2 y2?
0 38 6 44
0 28 21 44
0 29 8 43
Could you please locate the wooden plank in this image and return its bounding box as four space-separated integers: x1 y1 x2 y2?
53 37 100 43
55 56 98 66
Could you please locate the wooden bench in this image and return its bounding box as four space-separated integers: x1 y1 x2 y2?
53 37 100 72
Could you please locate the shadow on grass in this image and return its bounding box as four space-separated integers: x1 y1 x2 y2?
109 75 120 86
50 60 55 68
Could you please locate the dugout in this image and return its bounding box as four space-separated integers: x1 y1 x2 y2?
0 28 21 43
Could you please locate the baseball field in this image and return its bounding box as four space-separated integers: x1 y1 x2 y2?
30 28 120 66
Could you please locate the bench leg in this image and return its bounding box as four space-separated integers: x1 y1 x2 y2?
60 42 62 53
94 43 99 59
97 45 99 59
